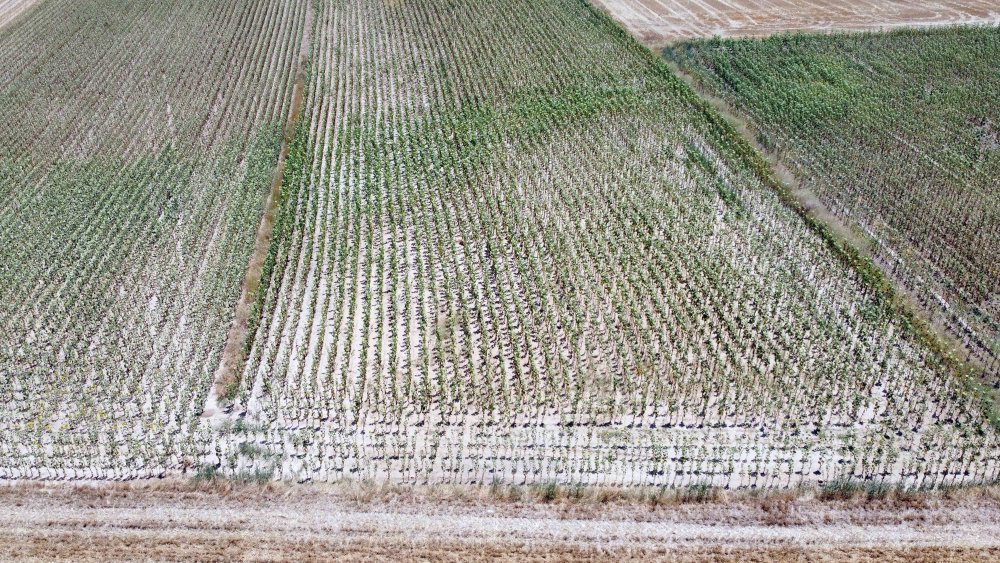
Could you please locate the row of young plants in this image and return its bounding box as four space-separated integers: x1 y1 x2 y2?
0 0 311 476
666 27 1000 375
218 0 1000 486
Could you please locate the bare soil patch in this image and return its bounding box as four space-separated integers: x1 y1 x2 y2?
592 0 1000 46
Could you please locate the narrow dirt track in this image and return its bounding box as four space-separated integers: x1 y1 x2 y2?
592 0 1000 46
2 482 999 561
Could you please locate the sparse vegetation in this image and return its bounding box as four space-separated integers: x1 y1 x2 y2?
219 0 1000 489
0 0 312 480
4 1 1000 557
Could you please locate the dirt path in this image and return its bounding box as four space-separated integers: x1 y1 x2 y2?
1 481 998 561
592 0 1000 46
0 0 39 30
203 2 314 417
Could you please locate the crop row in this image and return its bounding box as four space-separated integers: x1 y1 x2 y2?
667 28 1000 375
218 0 1000 486
0 0 310 477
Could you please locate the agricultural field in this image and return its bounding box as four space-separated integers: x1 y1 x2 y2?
593 0 1000 46
0 0 39 30
667 27 1000 377
0 0 998 495
208 0 1000 487
0 0 311 479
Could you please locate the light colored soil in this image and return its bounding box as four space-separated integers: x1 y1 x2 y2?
0 0 38 30
592 0 1000 46
1 481 999 561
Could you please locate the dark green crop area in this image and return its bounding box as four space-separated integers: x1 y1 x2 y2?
667 27 1000 374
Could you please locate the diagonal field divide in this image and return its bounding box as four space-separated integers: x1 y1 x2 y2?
203 1 314 418
585 0 997 393
656 50 999 403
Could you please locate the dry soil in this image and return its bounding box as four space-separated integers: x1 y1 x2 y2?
2 481 999 561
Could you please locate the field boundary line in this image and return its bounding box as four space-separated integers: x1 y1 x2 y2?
658 57 999 427
203 1 315 418
583 0 997 427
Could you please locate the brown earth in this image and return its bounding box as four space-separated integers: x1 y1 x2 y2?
591 0 1000 46
2 480 999 561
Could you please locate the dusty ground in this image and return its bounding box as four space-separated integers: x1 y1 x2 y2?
0 0 39 29
592 0 1000 46
1 480 999 561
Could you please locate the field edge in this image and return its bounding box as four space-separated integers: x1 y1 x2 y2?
2 478 999 561
656 36 1000 430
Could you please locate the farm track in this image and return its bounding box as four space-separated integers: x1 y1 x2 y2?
1 481 999 561
204 1 316 417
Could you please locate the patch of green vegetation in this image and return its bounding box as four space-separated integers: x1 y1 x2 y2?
679 483 719 503
234 468 275 484
237 442 266 459
195 464 220 482
683 141 746 216
819 478 890 501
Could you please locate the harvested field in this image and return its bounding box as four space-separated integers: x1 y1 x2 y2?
1 481 999 561
0 0 39 30
592 0 1000 45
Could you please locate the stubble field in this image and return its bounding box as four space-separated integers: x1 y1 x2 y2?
592 0 1000 45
